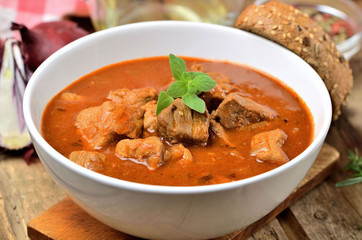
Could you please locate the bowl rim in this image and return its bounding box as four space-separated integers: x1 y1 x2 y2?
24 21 332 195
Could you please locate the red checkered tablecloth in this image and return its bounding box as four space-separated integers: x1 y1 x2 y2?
0 0 89 38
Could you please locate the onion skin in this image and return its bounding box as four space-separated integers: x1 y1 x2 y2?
11 21 88 71
0 38 4 66
0 39 32 150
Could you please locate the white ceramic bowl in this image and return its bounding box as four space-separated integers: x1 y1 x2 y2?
23 21 332 239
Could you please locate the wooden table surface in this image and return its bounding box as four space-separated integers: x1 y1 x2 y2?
1 8 362 240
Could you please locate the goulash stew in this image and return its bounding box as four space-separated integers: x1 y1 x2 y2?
41 55 313 186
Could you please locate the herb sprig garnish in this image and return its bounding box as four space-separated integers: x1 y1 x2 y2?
155 54 216 116
335 148 362 187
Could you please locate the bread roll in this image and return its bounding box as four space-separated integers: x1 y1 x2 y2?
235 0 353 120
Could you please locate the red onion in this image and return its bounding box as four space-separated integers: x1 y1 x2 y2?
11 20 88 71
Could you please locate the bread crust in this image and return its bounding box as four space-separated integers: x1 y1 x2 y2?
234 0 353 120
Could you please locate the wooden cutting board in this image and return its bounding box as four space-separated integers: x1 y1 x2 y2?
27 143 339 240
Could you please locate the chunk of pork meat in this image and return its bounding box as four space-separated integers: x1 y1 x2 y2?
115 136 166 170
190 64 237 111
213 93 278 129
60 92 81 101
190 64 203 72
166 144 193 167
141 100 157 136
157 99 210 145
200 84 226 111
76 101 144 148
69 150 106 172
201 72 234 111
210 118 235 148
107 87 157 106
250 129 289 164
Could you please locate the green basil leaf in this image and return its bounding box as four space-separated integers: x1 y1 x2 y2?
169 54 187 81
167 81 187 98
187 84 197 94
182 72 191 82
193 74 217 92
182 92 205 113
156 91 174 116
189 72 209 79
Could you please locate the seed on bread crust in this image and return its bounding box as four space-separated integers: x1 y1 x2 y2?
234 0 353 120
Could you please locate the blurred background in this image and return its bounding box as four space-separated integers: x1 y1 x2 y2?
0 0 250 37
87 0 249 30
0 0 361 59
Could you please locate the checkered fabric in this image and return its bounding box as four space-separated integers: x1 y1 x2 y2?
0 0 89 38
